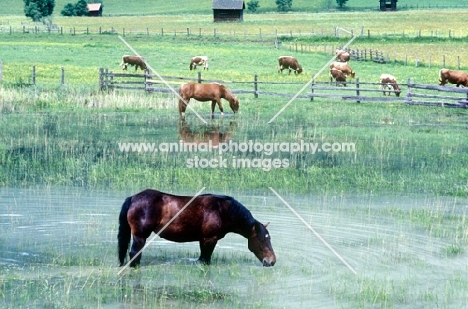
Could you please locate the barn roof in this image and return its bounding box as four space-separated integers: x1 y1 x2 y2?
212 0 245 10
87 3 102 11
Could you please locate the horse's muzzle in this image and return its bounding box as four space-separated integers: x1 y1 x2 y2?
262 258 276 267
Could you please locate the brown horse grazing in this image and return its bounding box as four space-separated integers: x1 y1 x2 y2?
178 82 239 119
118 189 276 267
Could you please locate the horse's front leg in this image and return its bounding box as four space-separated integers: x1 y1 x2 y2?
214 100 224 116
129 236 147 267
179 97 189 119
198 238 218 265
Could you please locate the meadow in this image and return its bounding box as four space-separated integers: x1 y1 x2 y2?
1 5 468 309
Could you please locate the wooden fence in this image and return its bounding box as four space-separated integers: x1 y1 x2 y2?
98 69 468 109
1 23 466 40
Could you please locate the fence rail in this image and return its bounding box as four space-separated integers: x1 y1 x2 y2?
98 69 468 109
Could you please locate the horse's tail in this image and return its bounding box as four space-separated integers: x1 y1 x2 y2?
118 196 132 266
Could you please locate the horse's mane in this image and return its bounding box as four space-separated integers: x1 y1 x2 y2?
219 196 256 236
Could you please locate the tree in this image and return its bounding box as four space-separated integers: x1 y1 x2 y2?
61 3 76 16
74 0 88 16
275 0 292 12
24 0 55 21
336 0 348 8
247 0 260 13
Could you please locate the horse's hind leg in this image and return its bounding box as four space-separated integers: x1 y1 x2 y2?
129 236 146 267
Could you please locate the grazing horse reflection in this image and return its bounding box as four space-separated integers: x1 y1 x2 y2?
178 82 239 119
178 119 237 147
118 189 276 267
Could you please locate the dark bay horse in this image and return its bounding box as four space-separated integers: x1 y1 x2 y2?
118 189 276 267
178 82 239 119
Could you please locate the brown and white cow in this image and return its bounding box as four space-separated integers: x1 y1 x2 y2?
120 55 147 71
189 56 209 70
329 68 347 86
278 56 303 75
329 62 355 78
438 69 468 87
336 49 351 62
380 74 401 97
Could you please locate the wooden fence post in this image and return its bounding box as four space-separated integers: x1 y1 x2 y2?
254 75 258 98
32 66 36 85
0 60 2 82
310 80 314 101
144 69 150 92
198 72 202 83
355 77 360 103
61 67 65 84
405 78 413 105
443 55 446 68
104 68 109 91
99 68 103 90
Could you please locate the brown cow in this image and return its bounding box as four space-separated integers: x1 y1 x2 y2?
380 74 401 97
189 56 209 70
329 68 347 86
120 55 147 71
336 49 351 62
278 56 303 75
438 69 468 87
329 62 355 78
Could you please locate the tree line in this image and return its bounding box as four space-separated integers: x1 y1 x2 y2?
23 0 104 21
247 0 348 12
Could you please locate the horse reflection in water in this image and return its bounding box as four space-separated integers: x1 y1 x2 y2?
178 82 239 119
118 189 276 267
178 119 237 147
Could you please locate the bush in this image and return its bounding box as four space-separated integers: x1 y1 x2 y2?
74 0 88 16
61 3 76 16
247 0 260 13
275 0 292 12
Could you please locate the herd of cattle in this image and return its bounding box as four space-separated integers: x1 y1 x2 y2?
118 51 468 101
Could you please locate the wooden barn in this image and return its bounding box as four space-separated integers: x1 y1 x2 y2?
379 0 397 11
87 3 103 17
212 0 245 22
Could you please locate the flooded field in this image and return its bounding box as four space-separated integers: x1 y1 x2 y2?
1 186 467 308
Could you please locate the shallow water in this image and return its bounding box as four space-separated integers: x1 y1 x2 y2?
0 187 467 308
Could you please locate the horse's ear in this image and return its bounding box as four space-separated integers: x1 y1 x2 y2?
263 222 270 228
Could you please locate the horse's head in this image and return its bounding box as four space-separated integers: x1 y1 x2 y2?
229 97 240 113
393 85 402 97
248 221 276 267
